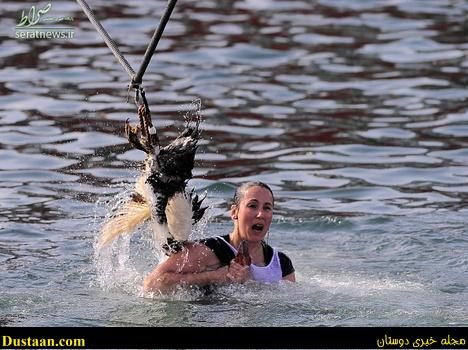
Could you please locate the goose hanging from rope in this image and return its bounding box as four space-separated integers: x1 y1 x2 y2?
99 93 207 255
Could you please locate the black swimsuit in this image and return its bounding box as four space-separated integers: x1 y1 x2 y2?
199 234 295 278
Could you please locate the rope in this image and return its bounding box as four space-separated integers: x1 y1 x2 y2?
132 0 178 87
76 0 179 89
76 0 136 79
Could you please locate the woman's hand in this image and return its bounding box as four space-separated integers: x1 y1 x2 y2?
226 260 251 284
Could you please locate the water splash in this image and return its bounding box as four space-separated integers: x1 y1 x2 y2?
92 98 212 295
92 182 151 294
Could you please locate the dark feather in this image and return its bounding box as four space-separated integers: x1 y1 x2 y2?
190 191 207 224
161 237 185 255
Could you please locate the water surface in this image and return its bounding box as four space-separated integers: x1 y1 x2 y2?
0 0 467 327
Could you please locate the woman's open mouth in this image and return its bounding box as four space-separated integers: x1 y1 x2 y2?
252 223 264 232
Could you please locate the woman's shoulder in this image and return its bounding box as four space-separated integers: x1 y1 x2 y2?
277 250 295 277
263 242 295 277
198 234 229 247
277 250 293 264
262 242 292 260
198 234 234 266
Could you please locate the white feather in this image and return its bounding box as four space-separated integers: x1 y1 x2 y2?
99 200 151 247
165 192 193 242
135 174 150 200
149 220 171 248
99 174 152 248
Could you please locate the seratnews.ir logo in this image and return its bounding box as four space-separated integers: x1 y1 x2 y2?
15 2 75 40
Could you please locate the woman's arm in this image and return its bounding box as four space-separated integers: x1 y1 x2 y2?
283 272 296 282
143 242 229 293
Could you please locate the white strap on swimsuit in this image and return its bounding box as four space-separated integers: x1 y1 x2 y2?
217 236 283 283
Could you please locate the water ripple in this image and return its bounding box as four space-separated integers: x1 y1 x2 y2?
1 0 467 327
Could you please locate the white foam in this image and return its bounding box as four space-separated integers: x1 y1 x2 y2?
306 272 426 296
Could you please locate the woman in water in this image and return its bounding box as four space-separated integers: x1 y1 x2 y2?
143 181 295 293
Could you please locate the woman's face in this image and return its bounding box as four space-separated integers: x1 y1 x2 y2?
231 186 273 242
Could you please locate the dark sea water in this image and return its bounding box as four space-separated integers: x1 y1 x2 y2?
0 0 467 327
